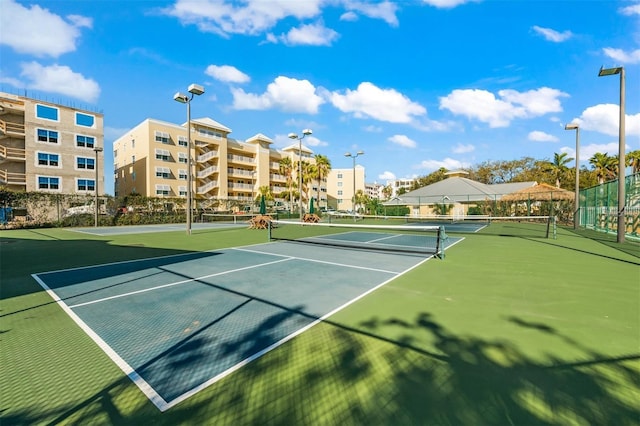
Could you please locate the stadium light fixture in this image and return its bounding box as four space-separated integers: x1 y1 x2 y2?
345 151 365 221
173 83 205 235
289 129 313 221
564 123 580 230
598 66 625 243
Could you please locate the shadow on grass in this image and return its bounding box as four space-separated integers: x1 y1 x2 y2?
4 306 639 425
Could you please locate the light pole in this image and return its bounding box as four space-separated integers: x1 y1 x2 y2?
288 129 312 220
598 66 625 243
174 83 205 235
93 146 103 228
565 123 580 230
345 151 364 221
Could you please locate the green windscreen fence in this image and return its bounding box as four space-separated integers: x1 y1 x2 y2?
580 173 640 240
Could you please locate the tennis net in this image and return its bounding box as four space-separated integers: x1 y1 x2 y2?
201 212 278 224
268 220 447 258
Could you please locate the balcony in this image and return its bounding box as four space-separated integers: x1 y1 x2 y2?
197 180 218 195
228 168 254 178
197 149 218 162
0 145 26 163
0 169 26 186
227 154 254 164
228 182 253 191
0 119 26 138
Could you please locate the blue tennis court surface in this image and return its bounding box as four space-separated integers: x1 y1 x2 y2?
32 237 461 411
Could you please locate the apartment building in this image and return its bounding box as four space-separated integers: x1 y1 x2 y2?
326 165 366 212
0 91 104 195
113 117 326 210
365 182 384 200
388 177 415 197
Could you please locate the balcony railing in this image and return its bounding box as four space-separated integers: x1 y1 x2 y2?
197 180 218 194
0 119 26 137
227 154 254 164
0 145 26 162
197 150 218 162
0 169 27 185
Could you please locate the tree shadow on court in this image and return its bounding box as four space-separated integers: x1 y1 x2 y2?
4 305 639 425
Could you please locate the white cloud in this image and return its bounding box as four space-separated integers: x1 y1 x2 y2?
532 25 573 42
573 104 640 137
231 76 324 113
342 1 399 26
528 131 559 142
162 0 323 36
340 11 358 21
205 65 250 83
301 135 328 147
268 21 340 46
602 47 640 64
452 143 475 153
363 125 383 132
580 142 621 160
388 134 417 148
0 0 91 57
417 157 470 171
439 87 568 128
620 3 640 15
20 62 100 103
330 82 426 123
379 171 396 180
421 0 475 8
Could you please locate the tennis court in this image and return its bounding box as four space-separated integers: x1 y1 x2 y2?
32 226 462 411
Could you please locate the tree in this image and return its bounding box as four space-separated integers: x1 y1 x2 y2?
382 185 392 200
627 150 640 174
547 152 573 188
279 157 294 214
589 152 616 184
354 190 368 214
311 154 331 209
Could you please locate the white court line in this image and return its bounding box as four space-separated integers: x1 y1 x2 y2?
67 257 294 309
231 247 399 275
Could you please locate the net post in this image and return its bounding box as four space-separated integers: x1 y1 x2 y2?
435 225 445 259
268 220 273 241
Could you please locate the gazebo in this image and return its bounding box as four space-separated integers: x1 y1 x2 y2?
501 183 575 218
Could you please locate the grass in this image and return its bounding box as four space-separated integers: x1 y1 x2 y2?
1 224 638 425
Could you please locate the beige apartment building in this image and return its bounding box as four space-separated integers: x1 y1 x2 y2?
326 165 366 212
0 91 104 195
113 117 326 211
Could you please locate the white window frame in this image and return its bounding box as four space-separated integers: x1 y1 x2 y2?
36 151 60 168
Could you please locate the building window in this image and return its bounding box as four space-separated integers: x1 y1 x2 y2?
77 179 96 191
178 169 187 180
178 136 188 147
178 153 188 163
131 155 135 164
77 157 95 170
155 185 170 196
37 152 59 167
155 149 171 161
155 167 171 178
337 190 343 196
38 176 60 190
37 129 58 144
36 104 59 121
76 135 95 148
178 186 187 197
337 173 343 179
154 131 170 144
75 112 95 127
337 182 343 187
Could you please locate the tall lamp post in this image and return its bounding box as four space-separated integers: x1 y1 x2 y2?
174 83 205 235
288 129 313 221
565 123 580 230
93 146 103 228
345 151 364 221
598 66 625 243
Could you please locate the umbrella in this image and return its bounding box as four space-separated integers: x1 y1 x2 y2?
309 197 315 214
259 195 267 215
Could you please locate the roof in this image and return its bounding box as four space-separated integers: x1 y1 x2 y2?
501 183 575 201
282 143 314 154
190 117 232 133
246 133 274 144
383 177 536 205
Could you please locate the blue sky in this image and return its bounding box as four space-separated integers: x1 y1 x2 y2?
1 0 639 196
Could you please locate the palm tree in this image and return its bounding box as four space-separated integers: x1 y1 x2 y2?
312 154 331 210
279 157 294 214
382 185 392 200
354 190 368 214
548 152 573 188
627 150 640 175
589 152 616 184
